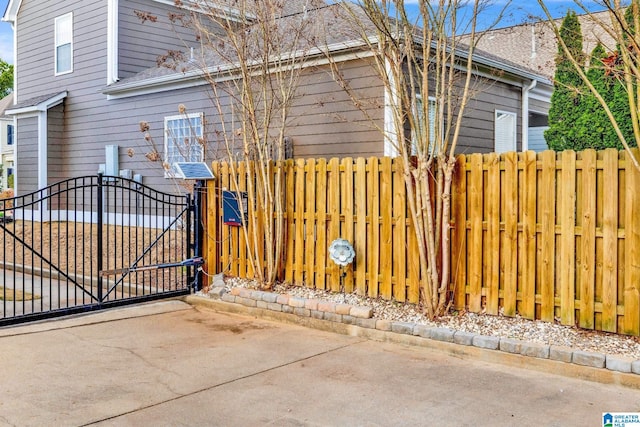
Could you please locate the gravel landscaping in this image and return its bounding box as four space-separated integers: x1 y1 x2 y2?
209 276 640 360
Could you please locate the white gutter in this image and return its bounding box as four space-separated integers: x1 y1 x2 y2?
521 79 537 152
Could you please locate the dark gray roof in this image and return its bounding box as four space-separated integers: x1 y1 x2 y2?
8 91 66 110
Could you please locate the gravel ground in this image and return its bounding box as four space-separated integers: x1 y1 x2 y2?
218 277 640 359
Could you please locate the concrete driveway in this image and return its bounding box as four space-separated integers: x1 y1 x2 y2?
0 300 638 427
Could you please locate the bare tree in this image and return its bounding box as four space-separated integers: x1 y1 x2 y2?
138 0 324 288
321 0 508 318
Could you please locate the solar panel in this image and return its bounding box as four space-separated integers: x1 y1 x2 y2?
173 162 216 180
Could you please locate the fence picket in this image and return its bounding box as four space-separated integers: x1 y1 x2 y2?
580 150 597 329
305 159 317 288
342 158 355 292
452 155 467 310
294 159 306 285
393 158 407 302
560 151 576 326
521 151 537 320
486 153 500 315
502 152 518 317
368 157 380 297
624 149 640 335
328 158 341 291
468 153 483 312
316 158 328 290
380 157 393 299
355 157 367 296
602 149 619 332
285 159 295 283
540 150 556 322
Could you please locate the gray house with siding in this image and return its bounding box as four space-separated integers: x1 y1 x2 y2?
2 0 552 197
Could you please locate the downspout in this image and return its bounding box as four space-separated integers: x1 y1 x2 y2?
107 0 119 85
522 79 537 152
383 55 398 157
11 20 17 102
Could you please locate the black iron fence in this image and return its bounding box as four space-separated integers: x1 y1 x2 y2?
0 175 194 325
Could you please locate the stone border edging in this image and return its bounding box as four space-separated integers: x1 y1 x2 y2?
187 288 640 389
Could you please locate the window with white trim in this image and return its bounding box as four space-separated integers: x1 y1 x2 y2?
494 110 517 153
164 113 204 176
412 95 438 155
55 13 73 75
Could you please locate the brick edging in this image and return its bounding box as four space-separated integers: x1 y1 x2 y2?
195 287 640 381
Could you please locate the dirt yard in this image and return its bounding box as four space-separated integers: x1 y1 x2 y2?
0 220 188 285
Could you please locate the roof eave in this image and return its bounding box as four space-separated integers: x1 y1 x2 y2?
6 91 68 115
2 0 21 23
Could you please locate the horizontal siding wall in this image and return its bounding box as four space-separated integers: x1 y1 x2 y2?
457 79 522 154
17 0 107 101
16 116 38 194
286 58 384 158
48 104 65 183
118 0 203 78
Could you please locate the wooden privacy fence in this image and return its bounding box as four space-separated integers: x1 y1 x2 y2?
206 157 422 303
206 148 640 336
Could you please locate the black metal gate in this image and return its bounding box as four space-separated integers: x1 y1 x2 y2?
0 175 197 326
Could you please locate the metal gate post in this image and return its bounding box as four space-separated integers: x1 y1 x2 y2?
185 192 193 290
97 173 103 302
193 180 205 291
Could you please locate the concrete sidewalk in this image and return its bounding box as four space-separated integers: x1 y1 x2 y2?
0 300 638 427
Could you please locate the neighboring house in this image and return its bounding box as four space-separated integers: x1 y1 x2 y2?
466 10 619 151
2 0 552 199
0 93 14 190
469 10 616 80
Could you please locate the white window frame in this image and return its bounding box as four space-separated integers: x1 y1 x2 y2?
494 110 517 154
55 13 73 75
412 95 439 155
164 112 204 177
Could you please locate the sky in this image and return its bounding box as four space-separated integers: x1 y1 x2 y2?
0 0 619 65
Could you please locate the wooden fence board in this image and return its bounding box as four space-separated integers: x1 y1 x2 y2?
380 157 393 299
294 159 306 285
355 157 367 296
305 158 317 287
284 159 295 283
602 149 619 332
579 150 597 329
624 149 640 335
237 162 247 278
486 153 500 315
328 158 341 292
468 153 483 313
560 151 577 326
540 150 556 322
220 162 231 276
521 151 537 320
502 152 518 317
368 157 380 298
394 158 407 302
316 158 328 290
342 158 355 292
452 155 467 310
